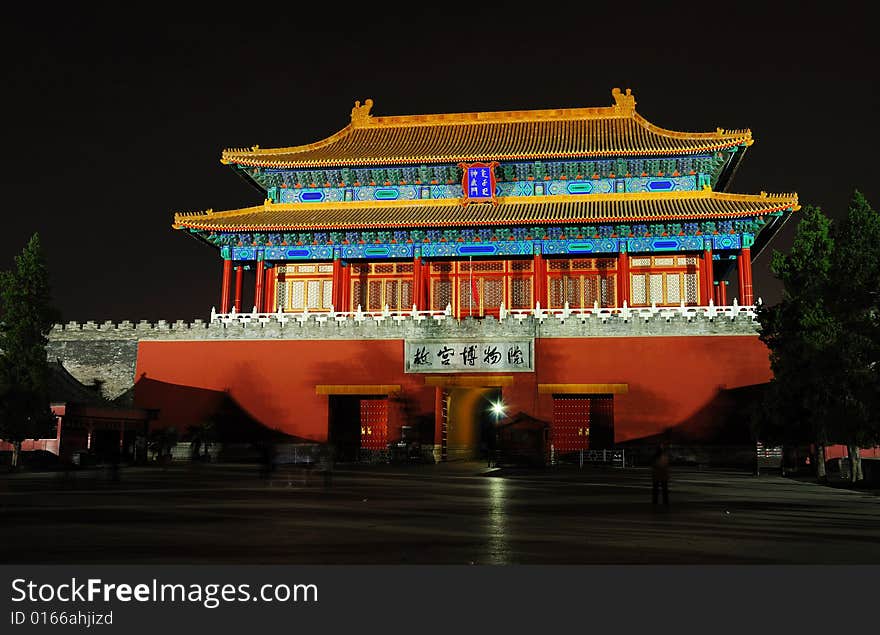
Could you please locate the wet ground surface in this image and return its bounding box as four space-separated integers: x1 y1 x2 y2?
1 462 878 564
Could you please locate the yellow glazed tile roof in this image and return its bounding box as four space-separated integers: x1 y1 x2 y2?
221 89 753 168
174 190 798 232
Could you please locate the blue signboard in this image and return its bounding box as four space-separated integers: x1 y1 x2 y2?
466 166 492 200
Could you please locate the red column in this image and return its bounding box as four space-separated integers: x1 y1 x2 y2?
616 252 629 306
412 257 422 310
738 247 754 305
234 265 243 312
719 280 728 306
254 259 265 312
340 262 351 312
264 265 276 312
703 248 714 304
421 261 431 310
533 251 545 307
331 259 342 310
220 259 232 313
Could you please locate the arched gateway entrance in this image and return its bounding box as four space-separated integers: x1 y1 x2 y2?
426 376 513 463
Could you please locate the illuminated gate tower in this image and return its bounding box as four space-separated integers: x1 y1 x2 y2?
169 89 798 459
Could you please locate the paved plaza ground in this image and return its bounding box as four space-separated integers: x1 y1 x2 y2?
1 462 878 564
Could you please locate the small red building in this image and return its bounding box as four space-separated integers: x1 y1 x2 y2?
1 362 154 465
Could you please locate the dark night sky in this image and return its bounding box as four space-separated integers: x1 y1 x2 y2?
1 4 877 322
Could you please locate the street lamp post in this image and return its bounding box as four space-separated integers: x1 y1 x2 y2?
489 401 505 467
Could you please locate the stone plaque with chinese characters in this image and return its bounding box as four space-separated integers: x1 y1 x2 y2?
404 340 534 373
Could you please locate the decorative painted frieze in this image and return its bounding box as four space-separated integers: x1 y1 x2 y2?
247 155 727 197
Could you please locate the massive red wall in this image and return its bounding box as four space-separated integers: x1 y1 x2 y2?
134 340 433 442
134 336 772 444
533 336 772 442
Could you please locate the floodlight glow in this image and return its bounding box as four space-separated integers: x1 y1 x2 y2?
491 401 505 417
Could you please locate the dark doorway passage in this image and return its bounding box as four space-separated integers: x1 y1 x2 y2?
328 395 389 462
328 396 361 462
445 387 501 461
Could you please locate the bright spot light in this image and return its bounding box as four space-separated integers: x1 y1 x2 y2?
491 401 505 417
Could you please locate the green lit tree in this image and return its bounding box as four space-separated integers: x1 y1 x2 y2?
758 205 837 481
0 234 60 468
825 191 880 481
758 193 880 483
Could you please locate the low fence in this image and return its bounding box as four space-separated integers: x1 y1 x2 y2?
551 448 628 468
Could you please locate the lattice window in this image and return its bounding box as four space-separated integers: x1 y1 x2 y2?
350 265 367 275
475 261 505 272
600 276 615 307
597 259 617 270
290 281 305 309
631 274 647 304
549 277 565 307
374 264 394 274
432 279 452 311
583 276 599 306
548 259 570 271
385 280 398 309
510 278 532 309
654 257 675 267
400 280 413 308
351 280 365 308
368 280 383 310
297 265 317 273
277 276 287 308
323 281 333 308
572 259 595 269
307 280 321 308
649 274 663 303
397 263 414 274
565 276 582 308
432 263 453 273
317 264 333 274
685 273 699 303
630 257 652 267
510 260 533 272
459 280 478 314
484 278 503 308
681 256 697 266
285 278 333 311
666 273 682 303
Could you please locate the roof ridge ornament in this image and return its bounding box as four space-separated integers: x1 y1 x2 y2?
351 99 374 127
611 88 636 113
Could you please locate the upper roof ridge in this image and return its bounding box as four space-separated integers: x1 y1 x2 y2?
220 89 753 168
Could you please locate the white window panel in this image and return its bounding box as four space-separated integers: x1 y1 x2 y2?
307 280 321 308
322 281 333 309
290 280 305 310
666 273 681 303
649 274 663 303
685 273 699 303
631 274 646 304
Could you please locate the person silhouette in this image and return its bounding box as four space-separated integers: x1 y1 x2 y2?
651 441 670 506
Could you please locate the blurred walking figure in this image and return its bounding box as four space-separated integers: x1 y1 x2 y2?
317 443 335 488
651 441 670 506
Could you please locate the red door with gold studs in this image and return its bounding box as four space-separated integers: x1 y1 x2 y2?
551 397 591 453
359 398 388 452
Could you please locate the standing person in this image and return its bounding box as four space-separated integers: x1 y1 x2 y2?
318 443 335 488
651 441 671 507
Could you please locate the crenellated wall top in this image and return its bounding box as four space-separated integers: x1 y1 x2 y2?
49 305 760 342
